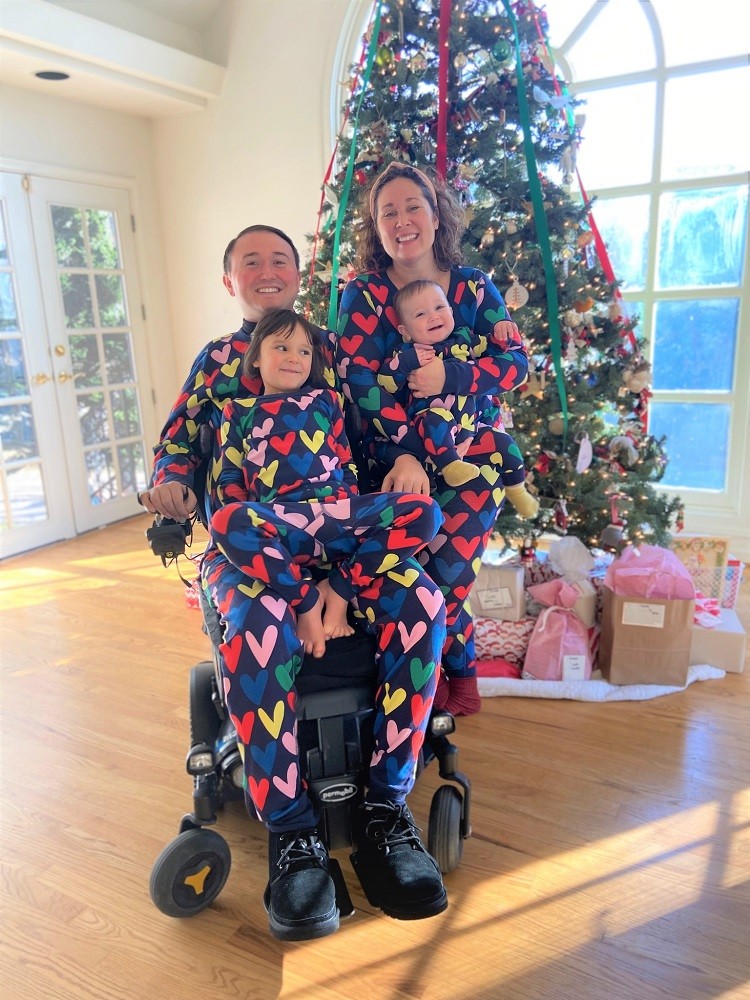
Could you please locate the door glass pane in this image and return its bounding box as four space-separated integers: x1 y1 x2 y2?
0 273 19 331
86 447 116 504
86 209 121 268
662 68 750 181
651 403 729 491
0 402 39 460
4 463 48 525
575 83 656 188
653 299 739 392
0 338 29 396
51 205 86 266
103 333 134 382
118 442 147 494
111 387 141 438
78 391 110 444
589 195 650 290
657 186 749 289
69 333 101 387
60 273 94 328
95 274 127 327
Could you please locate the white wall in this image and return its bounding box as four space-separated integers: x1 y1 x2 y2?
0 83 176 427
151 0 351 377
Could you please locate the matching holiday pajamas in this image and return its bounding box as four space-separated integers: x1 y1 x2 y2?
152 336 446 831
338 266 529 681
379 327 527 487
210 388 446 829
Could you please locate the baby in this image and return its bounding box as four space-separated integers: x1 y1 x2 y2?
380 279 538 516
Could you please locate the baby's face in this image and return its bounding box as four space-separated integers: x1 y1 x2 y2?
399 288 455 346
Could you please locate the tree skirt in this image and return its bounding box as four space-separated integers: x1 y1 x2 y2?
477 663 725 702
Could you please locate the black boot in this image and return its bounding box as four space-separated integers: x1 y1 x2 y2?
350 801 448 920
264 828 339 941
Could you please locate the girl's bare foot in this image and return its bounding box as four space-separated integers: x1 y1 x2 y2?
296 590 326 658
318 577 355 640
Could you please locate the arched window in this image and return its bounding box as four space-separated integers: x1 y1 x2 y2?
544 0 749 537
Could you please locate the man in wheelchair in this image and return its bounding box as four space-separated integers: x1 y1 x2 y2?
142 226 469 942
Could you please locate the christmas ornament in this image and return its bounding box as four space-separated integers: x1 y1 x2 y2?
480 228 495 248
354 168 368 185
505 219 518 234
577 231 595 248
600 494 627 550
408 52 427 73
548 414 565 436
500 402 514 428
575 433 593 473
505 280 529 309
454 51 468 71
520 537 537 567
573 297 594 313
492 38 514 66
525 369 546 398
608 435 638 468
553 499 569 534
376 44 393 67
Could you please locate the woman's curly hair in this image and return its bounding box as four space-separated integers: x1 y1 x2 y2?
353 162 466 274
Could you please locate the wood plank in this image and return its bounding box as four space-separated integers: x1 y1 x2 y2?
2 515 749 1000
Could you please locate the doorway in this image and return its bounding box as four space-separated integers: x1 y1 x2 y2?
1 171 153 558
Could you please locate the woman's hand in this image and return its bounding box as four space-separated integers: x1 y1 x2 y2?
139 482 197 520
381 454 430 494
407 355 446 398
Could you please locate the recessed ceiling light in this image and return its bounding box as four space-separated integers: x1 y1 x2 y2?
35 71 70 81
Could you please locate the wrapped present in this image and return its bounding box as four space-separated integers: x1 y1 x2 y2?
722 559 745 609
523 579 593 681
470 559 525 621
474 615 537 666
690 609 746 674
184 578 202 610
669 534 730 601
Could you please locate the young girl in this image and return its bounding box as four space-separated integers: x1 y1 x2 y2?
209 309 449 940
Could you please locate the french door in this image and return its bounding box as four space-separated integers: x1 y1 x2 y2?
0 172 153 558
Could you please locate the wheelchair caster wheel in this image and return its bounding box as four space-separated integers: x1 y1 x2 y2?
150 828 231 917
428 785 464 874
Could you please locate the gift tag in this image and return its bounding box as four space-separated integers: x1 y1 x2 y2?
562 655 587 680
622 602 666 629
478 587 513 610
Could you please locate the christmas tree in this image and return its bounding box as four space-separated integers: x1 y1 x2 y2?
302 0 682 553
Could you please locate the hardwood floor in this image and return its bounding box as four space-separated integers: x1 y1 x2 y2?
2 516 748 1000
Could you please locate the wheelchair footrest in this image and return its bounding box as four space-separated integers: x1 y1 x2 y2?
328 857 354 918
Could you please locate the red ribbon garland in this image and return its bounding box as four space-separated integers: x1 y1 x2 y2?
436 0 452 179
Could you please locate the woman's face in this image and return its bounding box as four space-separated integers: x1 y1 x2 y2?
374 177 439 266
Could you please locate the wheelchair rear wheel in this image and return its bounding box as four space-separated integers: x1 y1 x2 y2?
150 828 231 917
428 785 464 874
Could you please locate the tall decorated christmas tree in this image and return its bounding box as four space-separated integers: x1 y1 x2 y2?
302 0 682 553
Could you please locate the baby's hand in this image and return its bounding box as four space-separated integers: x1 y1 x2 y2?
492 320 520 349
414 345 436 367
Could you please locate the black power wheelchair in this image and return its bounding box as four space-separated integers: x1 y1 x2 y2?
147 410 472 920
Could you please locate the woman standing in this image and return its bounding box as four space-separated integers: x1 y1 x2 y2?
337 162 529 716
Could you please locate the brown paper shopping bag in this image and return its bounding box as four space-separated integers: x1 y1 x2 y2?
599 587 694 686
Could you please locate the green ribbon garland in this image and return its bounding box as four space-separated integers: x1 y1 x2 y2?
501 0 568 442
327 0 383 331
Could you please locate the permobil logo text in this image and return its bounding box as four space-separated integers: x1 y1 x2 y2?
319 783 358 802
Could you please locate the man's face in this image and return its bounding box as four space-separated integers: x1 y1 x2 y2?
223 230 300 322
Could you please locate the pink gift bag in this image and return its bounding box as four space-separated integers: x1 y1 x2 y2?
523 579 593 681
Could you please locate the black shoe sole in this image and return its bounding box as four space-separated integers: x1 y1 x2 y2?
350 851 449 920
263 885 340 942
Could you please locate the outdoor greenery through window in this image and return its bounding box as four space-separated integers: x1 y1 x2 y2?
543 0 749 498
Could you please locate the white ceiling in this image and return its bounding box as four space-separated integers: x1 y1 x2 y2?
0 0 229 118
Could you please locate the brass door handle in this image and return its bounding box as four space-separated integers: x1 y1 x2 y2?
58 371 73 382
33 373 51 385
